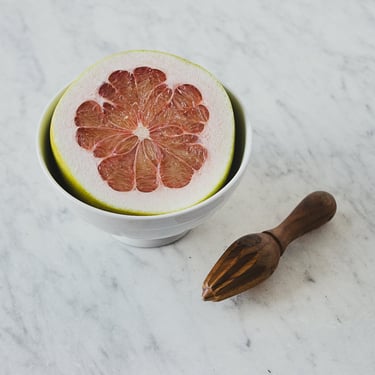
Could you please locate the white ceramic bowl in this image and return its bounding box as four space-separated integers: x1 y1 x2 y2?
37 87 252 247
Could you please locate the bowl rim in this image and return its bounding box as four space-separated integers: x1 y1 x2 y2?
36 86 252 221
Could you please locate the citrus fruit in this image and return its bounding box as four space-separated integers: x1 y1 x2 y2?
50 50 235 215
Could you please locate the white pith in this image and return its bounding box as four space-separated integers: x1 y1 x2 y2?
133 123 150 141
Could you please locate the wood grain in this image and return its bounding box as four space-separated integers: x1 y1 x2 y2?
202 191 337 301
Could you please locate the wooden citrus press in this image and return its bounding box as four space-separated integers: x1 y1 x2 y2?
202 191 337 302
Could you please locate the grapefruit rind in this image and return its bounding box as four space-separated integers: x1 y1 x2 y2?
50 50 235 215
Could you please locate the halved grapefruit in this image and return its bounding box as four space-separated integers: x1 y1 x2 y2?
50 50 235 215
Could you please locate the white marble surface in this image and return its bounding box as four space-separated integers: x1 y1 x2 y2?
1 0 375 374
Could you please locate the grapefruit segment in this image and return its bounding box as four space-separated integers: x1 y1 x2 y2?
133 67 166 94
94 133 136 158
113 135 138 155
149 126 183 138
98 82 117 103
103 102 138 131
76 128 124 155
150 104 208 133
167 142 207 171
74 101 104 128
51 50 235 214
135 139 160 192
108 70 136 94
142 84 173 124
98 150 136 192
160 150 194 189
104 71 139 115
172 84 202 110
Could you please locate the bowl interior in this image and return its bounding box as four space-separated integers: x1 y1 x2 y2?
38 87 249 216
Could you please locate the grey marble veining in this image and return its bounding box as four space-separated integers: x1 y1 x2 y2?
1 0 375 374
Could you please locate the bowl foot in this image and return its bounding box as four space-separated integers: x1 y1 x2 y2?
112 230 190 248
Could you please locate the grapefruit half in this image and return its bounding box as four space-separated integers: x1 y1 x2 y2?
50 50 235 215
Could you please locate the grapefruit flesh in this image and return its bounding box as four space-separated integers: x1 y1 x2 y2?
51 51 235 215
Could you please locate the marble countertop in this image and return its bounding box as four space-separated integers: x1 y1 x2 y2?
1 0 375 374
